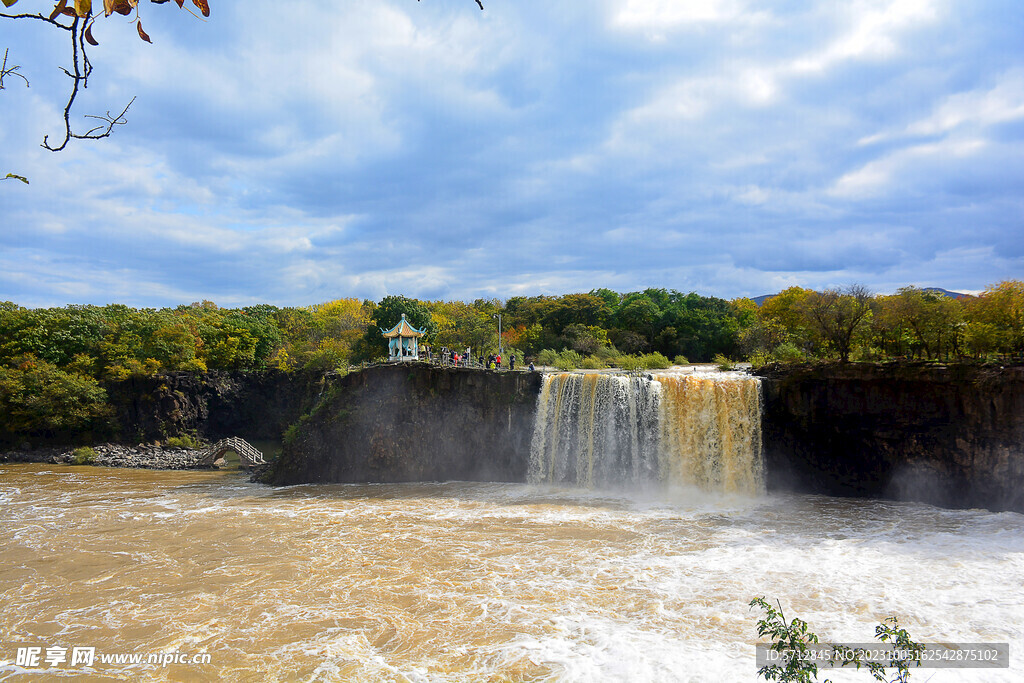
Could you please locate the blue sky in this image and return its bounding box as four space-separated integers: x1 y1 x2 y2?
2 0 1022 308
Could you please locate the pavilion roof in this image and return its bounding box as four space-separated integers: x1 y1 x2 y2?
381 314 426 338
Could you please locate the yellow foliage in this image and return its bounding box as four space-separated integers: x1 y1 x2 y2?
310 298 370 332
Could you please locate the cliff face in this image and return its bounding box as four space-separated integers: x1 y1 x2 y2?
264 363 542 485
102 370 326 444
759 363 1024 512
51 361 1024 514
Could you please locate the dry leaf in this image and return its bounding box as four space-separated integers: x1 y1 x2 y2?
48 0 68 21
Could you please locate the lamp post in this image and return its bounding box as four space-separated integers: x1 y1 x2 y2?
493 313 503 355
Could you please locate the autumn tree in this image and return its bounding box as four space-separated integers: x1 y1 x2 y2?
426 300 493 354
874 287 963 360
758 286 817 352
964 280 1024 357
0 354 113 441
799 284 873 362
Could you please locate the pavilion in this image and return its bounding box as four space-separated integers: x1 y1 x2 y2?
381 313 426 362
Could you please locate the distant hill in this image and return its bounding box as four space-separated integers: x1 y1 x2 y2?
752 287 972 306
920 287 973 300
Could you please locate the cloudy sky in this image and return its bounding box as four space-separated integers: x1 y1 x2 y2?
2 0 1022 308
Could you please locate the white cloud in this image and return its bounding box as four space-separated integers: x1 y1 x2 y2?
861 70 1024 145
3 0 1022 306
790 0 938 74
613 0 747 28
829 137 987 198
599 0 941 161
609 0 770 41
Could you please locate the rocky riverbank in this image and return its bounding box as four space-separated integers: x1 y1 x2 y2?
0 443 211 470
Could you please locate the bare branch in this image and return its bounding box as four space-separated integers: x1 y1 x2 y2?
0 48 30 88
3 7 139 151
82 96 136 137
0 10 75 31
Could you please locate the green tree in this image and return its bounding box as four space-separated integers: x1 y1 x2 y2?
560 323 610 355
358 295 436 361
616 294 661 340
541 293 612 335
589 287 621 311
0 354 112 440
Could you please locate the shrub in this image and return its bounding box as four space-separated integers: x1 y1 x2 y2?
751 597 924 682
179 357 209 373
71 446 97 465
504 347 526 369
593 344 621 363
554 349 583 371
283 422 302 447
640 352 671 369
673 355 689 365
166 435 203 449
619 355 644 371
581 356 604 369
536 349 558 366
850 345 884 362
714 353 736 371
748 350 773 367
772 342 805 364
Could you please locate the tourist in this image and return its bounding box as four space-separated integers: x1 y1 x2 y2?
529 361 535 372
510 354 516 371
496 354 502 370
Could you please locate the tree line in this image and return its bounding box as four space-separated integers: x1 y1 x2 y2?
1 281 1021 441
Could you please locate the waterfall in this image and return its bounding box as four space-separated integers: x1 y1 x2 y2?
528 372 763 494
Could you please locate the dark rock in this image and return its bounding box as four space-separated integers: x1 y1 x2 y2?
264 364 542 485
102 369 326 444
759 362 1024 512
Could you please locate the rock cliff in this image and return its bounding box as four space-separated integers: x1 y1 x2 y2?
759 363 1024 512
263 363 542 485
102 370 326 444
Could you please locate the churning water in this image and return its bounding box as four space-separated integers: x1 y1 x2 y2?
1 466 1022 681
